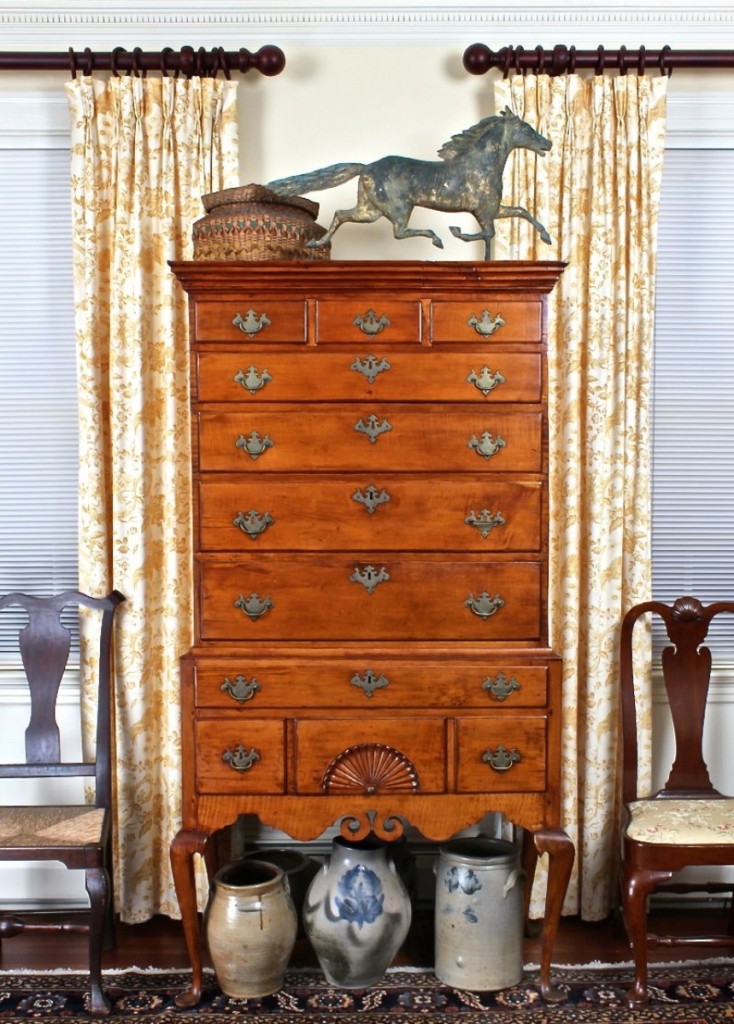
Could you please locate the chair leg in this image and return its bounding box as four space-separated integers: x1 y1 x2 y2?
85 867 112 1016
103 840 116 951
621 866 673 1008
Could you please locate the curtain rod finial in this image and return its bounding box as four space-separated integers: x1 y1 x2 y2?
463 43 492 76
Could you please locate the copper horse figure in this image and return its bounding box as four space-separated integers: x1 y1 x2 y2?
267 107 552 259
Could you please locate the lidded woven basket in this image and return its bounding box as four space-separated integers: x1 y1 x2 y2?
192 183 330 261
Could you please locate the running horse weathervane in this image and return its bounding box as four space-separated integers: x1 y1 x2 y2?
267 107 552 260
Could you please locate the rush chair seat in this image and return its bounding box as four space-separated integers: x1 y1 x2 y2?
0 590 124 1015
619 596 734 1008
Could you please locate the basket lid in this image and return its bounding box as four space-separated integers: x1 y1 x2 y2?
201 183 320 218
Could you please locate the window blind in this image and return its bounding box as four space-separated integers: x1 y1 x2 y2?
0 148 78 660
652 147 734 658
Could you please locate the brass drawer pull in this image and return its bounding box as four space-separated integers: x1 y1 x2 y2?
467 309 505 337
350 565 390 594
222 745 261 772
351 669 390 698
352 484 391 514
482 672 521 702
235 431 274 460
233 365 272 393
468 431 506 460
354 414 392 444
234 593 274 620
467 366 506 396
353 309 391 335
351 354 391 383
465 509 506 538
233 509 274 539
465 592 505 619
482 745 521 772
232 309 271 336
221 675 261 703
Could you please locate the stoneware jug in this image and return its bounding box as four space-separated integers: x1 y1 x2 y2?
303 835 412 988
205 859 298 998
434 837 525 991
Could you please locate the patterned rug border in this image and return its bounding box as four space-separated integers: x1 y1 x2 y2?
0 963 733 1022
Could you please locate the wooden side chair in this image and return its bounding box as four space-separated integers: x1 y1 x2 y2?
619 595 734 1007
0 590 124 1015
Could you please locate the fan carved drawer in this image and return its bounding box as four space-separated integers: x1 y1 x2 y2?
294 718 446 794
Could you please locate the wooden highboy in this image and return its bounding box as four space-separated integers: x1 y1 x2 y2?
169 259 573 1005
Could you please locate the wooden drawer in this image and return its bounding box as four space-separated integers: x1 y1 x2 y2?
196 350 542 404
456 716 547 793
195 656 548 710
198 474 542 553
197 405 542 473
193 300 307 343
431 300 542 343
315 300 421 343
294 718 446 793
199 556 542 642
195 718 286 794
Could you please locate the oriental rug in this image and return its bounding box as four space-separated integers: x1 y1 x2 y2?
0 962 733 1023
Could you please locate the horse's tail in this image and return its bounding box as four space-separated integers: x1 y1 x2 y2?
266 162 364 197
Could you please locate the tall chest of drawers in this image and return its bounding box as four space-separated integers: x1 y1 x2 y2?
170 260 573 1005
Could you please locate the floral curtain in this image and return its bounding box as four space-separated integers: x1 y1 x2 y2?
493 74 668 920
66 75 238 920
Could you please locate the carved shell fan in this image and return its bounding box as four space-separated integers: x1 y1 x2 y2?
322 743 420 794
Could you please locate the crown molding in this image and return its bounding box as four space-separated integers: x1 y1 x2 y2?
0 3 732 47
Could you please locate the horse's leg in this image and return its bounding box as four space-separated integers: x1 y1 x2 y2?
449 221 495 260
389 203 443 249
306 203 382 248
496 204 552 245
306 181 383 248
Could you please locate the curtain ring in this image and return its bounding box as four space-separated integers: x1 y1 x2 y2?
68 47 77 80
160 46 174 78
83 47 93 76
111 46 125 77
196 46 207 77
659 44 672 77
216 46 231 80
535 44 546 75
513 44 525 76
618 45 628 75
132 47 145 78
637 45 646 76
595 45 605 76
568 44 577 74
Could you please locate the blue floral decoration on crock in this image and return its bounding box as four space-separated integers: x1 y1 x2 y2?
334 865 385 928
444 866 483 895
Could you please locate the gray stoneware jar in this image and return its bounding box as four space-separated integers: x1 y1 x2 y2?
434 837 525 991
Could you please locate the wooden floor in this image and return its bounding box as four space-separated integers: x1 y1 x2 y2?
0 905 730 973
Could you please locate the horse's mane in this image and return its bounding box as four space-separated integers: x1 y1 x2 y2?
437 109 517 161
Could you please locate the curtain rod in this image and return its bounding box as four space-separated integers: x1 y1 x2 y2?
0 45 285 78
463 43 734 77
